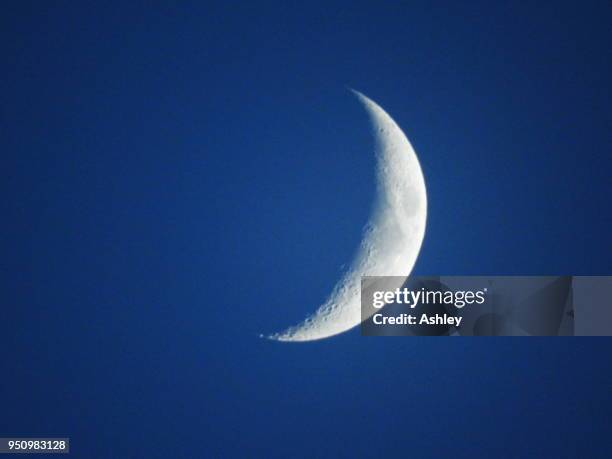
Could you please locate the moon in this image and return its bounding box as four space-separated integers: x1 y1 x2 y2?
268 90 427 342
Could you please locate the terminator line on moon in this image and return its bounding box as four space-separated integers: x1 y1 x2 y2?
268 90 428 342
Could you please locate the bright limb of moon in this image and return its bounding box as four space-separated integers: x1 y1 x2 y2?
268 90 427 342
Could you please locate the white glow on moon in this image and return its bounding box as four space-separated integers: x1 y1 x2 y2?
268 90 427 342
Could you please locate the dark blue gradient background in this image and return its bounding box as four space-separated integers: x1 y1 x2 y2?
2 2 611 457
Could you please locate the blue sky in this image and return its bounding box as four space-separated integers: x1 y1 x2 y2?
2 2 611 457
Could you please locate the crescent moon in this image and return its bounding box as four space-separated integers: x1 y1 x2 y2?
268 90 427 342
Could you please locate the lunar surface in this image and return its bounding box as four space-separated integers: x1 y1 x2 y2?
268 90 427 342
